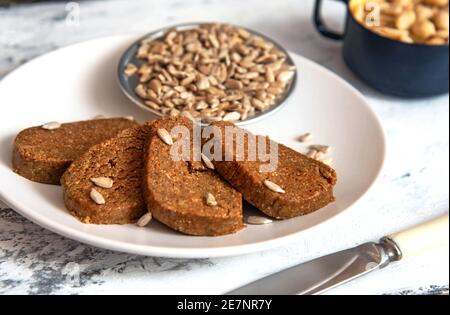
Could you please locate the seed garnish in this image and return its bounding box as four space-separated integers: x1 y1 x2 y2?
42 121 61 130
247 216 273 225
137 212 152 227
264 179 285 194
201 153 215 170
321 157 333 166
206 193 218 207
90 188 105 205
90 177 114 189
157 128 173 145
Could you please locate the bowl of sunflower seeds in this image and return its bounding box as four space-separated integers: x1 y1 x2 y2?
118 22 297 125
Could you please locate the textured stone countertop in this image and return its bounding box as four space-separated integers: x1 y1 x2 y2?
0 0 448 295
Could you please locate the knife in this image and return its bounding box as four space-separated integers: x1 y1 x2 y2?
227 214 449 295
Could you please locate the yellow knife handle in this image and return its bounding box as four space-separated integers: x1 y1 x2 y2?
384 214 449 260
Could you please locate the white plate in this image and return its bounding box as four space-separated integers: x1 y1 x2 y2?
0 36 386 258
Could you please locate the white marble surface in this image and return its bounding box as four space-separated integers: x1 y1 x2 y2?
0 0 448 295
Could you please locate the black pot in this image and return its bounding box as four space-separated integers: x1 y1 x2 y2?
313 0 449 98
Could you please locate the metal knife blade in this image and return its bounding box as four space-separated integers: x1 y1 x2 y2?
227 242 391 295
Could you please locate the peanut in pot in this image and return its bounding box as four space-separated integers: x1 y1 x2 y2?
412 19 437 40
352 2 365 23
423 0 449 7
415 5 436 21
436 29 449 39
400 33 414 43
427 36 447 44
434 11 449 30
374 26 409 40
396 10 417 29
382 3 405 16
393 0 414 10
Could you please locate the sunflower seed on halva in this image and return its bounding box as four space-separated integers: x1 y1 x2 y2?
264 179 286 193
321 157 333 166
90 177 114 189
136 212 152 227
313 151 326 161
42 121 61 130
247 216 273 225
201 153 215 170
157 128 173 145
90 188 105 205
206 193 218 207
306 150 318 159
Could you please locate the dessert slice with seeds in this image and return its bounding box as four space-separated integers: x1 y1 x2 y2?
12 118 138 184
143 117 243 236
61 125 150 224
207 122 337 219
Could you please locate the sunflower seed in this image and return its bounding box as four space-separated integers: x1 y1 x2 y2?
149 79 162 95
252 98 267 111
136 212 152 227
206 193 218 207
135 84 147 98
264 179 285 194
298 132 313 142
196 75 210 90
124 63 138 76
247 216 273 225
181 111 195 121
225 79 243 90
42 121 61 130
309 144 332 154
265 68 275 83
90 188 105 205
170 108 180 117
201 153 215 170
321 157 333 166
124 115 134 121
90 177 114 189
223 111 241 122
313 151 326 161
277 70 295 83
157 128 173 145
145 101 161 110
179 91 194 99
181 75 195 86
306 150 318 159
195 100 209 110
204 116 223 123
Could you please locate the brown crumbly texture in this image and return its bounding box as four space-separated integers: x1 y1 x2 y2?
208 122 337 219
143 117 243 236
12 118 138 185
61 126 149 224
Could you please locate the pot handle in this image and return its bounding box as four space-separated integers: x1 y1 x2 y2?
313 0 349 40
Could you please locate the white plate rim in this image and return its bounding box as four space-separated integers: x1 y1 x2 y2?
0 35 386 258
